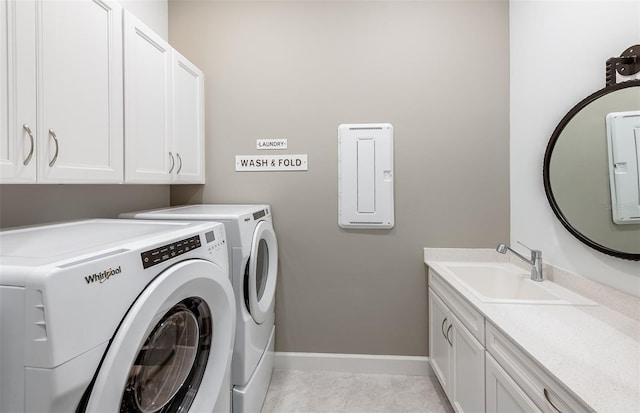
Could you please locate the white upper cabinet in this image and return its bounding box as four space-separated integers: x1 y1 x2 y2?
2 1 203 185
38 0 123 183
123 9 173 183
1 0 123 184
172 50 204 184
124 10 205 184
0 0 37 183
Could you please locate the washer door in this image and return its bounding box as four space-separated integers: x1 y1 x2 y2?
85 259 235 413
246 220 278 324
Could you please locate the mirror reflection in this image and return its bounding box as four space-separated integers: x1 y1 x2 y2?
544 81 640 260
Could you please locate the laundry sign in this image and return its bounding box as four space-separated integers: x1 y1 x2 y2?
235 154 308 171
257 139 288 150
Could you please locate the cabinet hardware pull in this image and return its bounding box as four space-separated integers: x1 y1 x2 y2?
441 318 448 339
176 153 182 174
168 152 175 173
446 324 453 347
23 124 34 166
543 388 563 413
48 129 59 167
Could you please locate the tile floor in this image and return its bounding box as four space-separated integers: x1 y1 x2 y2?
261 369 454 413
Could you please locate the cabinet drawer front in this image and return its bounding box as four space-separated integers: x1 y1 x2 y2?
486 323 593 413
429 268 485 345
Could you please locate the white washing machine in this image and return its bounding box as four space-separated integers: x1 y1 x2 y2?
0 219 235 413
121 205 277 413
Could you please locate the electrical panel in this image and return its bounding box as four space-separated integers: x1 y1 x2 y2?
338 123 394 229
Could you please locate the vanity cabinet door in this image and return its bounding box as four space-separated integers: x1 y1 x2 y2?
451 313 485 413
486 352 541 413
430 276 486 413
429 288 452 397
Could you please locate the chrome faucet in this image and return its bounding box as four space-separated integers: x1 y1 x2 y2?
496 242 543 282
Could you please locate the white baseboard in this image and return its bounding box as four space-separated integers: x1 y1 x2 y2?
274 352 432 376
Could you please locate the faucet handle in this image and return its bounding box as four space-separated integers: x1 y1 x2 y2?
517 241 542 256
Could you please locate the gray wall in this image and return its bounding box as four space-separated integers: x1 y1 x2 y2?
0 185 169 228
169 0 510 356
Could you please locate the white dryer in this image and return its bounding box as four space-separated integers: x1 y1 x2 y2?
121 205 278 413
0 219 235 413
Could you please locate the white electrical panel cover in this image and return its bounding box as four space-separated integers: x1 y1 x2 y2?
606 111 640 225
338 123 394 229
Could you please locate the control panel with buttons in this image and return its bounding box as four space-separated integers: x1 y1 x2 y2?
140 235 201 269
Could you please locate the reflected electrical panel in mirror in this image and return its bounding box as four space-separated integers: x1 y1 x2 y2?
606 111 640 225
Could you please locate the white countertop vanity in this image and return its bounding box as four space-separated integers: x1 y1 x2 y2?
424 248 640 413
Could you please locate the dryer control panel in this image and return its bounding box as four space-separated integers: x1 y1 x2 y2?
141 236 201 269
253 208 268 220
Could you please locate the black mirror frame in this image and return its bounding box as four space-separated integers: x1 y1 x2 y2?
543 80 640 261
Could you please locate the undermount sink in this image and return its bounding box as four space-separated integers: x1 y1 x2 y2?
448 264 559 301
435 262 595 305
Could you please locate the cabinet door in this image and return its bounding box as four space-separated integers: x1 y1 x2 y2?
123 10 172 183
451 313 485 413
172 50 204 184
429 288 452 397
0 0 36 183
38 0 123 183
486 353 541 413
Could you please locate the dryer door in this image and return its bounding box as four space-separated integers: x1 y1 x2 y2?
84 259 235 413
246 220 278 324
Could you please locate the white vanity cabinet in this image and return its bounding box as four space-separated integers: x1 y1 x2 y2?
2 0 123 184
0 0 36 183
428 266 594 413
429 272 485 413
124 10 205 184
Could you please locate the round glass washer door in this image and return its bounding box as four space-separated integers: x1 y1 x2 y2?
121 299 207 413
246 220 278 324
84 259 235 413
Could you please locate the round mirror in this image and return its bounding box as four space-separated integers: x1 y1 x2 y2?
543 80 640 260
